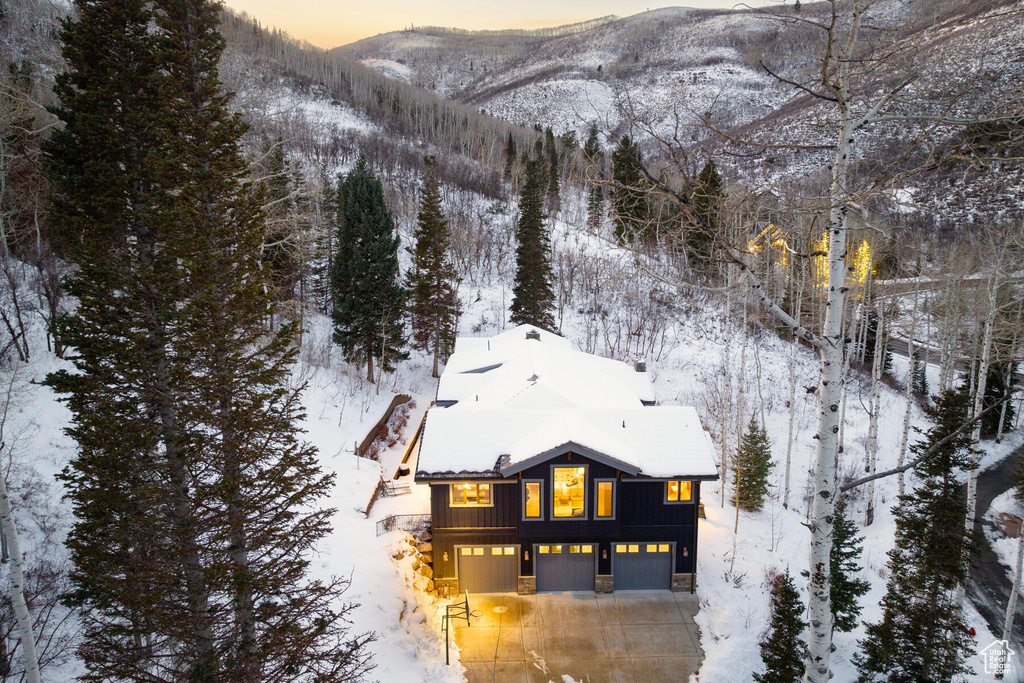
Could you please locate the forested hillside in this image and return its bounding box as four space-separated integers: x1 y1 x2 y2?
0 0 1022 681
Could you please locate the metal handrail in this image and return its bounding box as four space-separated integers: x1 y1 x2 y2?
375 513 431 537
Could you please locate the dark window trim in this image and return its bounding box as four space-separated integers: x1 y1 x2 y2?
550 464 588 520
522 479 544 521
594 478 616 520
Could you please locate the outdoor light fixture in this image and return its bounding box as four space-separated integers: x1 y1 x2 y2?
602 549 608 559
443 551 448 562
683 547 689 557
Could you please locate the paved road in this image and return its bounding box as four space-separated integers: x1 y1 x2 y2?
968 444 1024 648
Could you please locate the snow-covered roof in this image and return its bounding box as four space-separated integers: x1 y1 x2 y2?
416 325 719 480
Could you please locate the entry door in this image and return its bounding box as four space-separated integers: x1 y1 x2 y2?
535 543 596 592
457 545 519 593
613 543 673 590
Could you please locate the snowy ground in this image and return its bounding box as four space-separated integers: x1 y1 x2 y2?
3 186 1021 681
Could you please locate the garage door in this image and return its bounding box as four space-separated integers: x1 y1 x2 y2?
613 543 673 590
457 545 519 593
535 543 596 592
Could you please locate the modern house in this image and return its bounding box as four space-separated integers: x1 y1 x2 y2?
414 325 718 594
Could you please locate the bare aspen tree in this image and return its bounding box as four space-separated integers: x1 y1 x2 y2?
896 273 921 498
0 371 40 683
863 303 887 526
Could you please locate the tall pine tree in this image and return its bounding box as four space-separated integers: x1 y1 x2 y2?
407 156 461 378
856 385 976 682
611 135 649 244
830 495 871 633
45 0 374 679
733 416 774 511
510 159 555 331
690 159 722 266
584 125 604 230
332 156 408 383
755 569 805 683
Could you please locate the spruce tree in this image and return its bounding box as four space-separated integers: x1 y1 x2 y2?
583 126 604 230
544 127 560 212
690 159 722 265
611 135 650 244
510 159 555 331
733 416 774 511
258 136 300 309
332 156 408 383
407 156 461 378
855 385 976 683
981 361 1015 438
45 0 374 678
754 569 805 683
911 349 929 399
503 131 517 182
830 495 870 633
862 310 893 374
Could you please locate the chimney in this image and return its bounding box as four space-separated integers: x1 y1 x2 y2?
634 361 646 373
525 329 541 341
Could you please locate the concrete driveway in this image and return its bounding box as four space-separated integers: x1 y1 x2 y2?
452 592 703 683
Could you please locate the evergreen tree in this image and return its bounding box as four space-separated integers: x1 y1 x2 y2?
733 416 774 511
754 569 805 683
862 310 893 374
45 0 373 679
545 127 560 209
503 131 517 182
856 385 976 683
981 361 1015 438
690 159 722 265
911 349 929 399
510 159 555 331
258 136 300 310
332 156 408 383
830 495 870 633
611 135 650 243
583 126 604 230
407 156 461 378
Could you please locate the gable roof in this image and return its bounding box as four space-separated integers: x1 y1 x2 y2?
415 325 719 481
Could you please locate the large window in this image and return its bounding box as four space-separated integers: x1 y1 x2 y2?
553 466 586 518
451 482 492 506
666 480 692 503
595 479 615 518
523 480 542 519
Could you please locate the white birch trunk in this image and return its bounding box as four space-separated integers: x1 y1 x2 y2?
721 280 733 508
864 306 885 526
784 260 807 510
803 113 854 683
996 526 1024 679
0 461 40 683
896 278 920 498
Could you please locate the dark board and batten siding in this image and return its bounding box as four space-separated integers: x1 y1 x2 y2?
429 481 518 529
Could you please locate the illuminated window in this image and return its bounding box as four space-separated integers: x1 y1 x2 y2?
628 544 638 553
666 480 692 503
553 466 586 518
615 544 627 553
659 544 670 553
451 483 492 506
524 480 542 519
647 544 658 553
539 546 550 554
596 480 614 518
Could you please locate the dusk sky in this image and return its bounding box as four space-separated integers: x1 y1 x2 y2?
221 1 767 50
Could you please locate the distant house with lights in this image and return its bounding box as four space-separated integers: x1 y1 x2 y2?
414 325 718 594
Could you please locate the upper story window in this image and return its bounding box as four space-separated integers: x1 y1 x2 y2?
553 466 586 518
666 480 692 503
595 479 615 519
523 480 542 519
451 482 492 506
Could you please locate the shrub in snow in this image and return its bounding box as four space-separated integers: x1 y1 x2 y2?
754 568 805 683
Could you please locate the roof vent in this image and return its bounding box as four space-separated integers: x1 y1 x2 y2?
525 329 541 341
634 361 646 373
528 373 539 382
